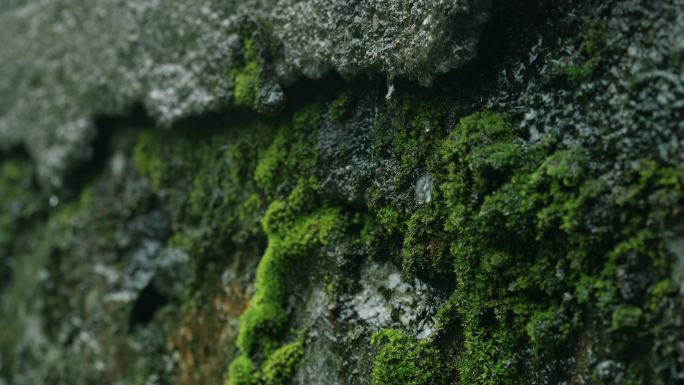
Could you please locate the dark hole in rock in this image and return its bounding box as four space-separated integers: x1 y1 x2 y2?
129 281 167 330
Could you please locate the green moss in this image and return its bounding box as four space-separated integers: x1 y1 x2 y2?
41 78 684 384
526 306 571 354
0 158 43 285
401 204 450 281
428 112 571 382
132 130 164 189
581 24 606 56
564 59 596 85
253 131 287 194
230 196 345 381
371 110 603 383
611 306 642 331
131 106 337 384
362 94 455 277
327 93 350 122
387 96 444 172
131 120 280 313
168 232 194 250
261 341 304 385
230 38 262 109
254 104 320 197
233 60 260 108
424 107 684 383
0 159 43 223
561 22 605 86
457 327 523 385
226 355 258 385
375 206 401 233
647 279 672 312
439 111 521 202
291 102 323 131
227 103 346 384
370 329 445 385
226 341 304 385
237 188 345 356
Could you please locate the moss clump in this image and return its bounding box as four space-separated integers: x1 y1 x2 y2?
370 330 446 385
128 97 684 385
327 92 351 122
375 206 402 234
428 112 571 383
261 341 304 385
611 305 642 331
227 103 346 384
229 196 345 382
398 111 521 283
0 157 43 292
439 111 522 211
564 59 596 85
132 120 276 294
363 94 451 280
231 39 261 109
525 306 571 356
401 204 450 281
228 35 283 113
132 130 164 190
226 355 258 385
562 23 605 86
254 103 321 197
423 107 684 383
384 95 445 172
130 106 334 384
227 341 303 385
234 180 346 360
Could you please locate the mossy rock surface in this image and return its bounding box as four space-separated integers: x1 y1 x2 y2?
1 1 684 385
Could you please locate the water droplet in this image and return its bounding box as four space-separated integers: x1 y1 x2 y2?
49 195 60 207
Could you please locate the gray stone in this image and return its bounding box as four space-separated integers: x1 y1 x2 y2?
0 0 491 187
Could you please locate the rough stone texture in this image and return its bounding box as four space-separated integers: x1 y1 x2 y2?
2 0 684 385
0 0 490 188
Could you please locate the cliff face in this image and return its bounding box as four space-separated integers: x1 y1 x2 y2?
1 1 684 385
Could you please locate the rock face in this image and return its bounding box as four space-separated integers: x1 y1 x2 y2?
0 0 491 188
1 1 684 385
